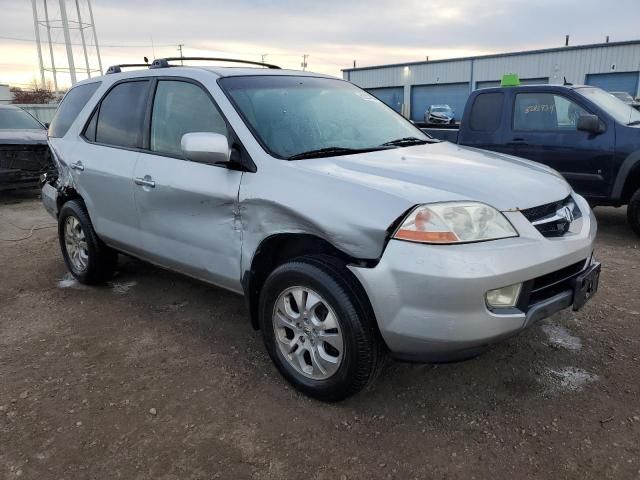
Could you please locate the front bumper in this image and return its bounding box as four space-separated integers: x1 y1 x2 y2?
349 195 598 362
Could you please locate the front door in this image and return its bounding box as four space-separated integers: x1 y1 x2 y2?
509 91 614 199
133 79 243 292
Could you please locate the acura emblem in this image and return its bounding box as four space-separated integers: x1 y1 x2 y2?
556 205 575 223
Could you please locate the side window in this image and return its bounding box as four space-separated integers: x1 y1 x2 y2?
470 92 503 132
514 93 587 132
95 81 149 148
150 80 228 157
84 108 97 142
49 82 100 138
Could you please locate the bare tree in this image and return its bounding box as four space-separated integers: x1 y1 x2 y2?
10 80 56 104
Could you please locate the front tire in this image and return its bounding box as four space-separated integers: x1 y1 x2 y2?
259 255 383 401
58 199 117 284
628 188 640 236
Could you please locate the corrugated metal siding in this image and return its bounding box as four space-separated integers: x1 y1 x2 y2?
410 83 469 122
585 72 640 95
365 87 404 113
343 42 640 116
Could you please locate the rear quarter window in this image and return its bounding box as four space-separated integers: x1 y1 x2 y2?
49 82 101 138
469 92 504 132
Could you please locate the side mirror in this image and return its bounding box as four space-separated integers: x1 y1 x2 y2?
181 132 229 165
577 114 603 134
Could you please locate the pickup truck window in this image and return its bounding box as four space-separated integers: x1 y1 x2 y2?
220 76 427 159
514 93 587 132
577 87 640 125
151 80 228 157
470 92 503 132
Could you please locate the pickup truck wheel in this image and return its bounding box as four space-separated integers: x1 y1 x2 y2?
259 255 383 401
628 188 640 236
58 200 117 284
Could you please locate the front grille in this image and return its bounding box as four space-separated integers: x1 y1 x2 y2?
0 145 52 173
528 260 586 306
520 195 582 238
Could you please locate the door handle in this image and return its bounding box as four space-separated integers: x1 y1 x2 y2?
70 161 84 171
507 138 528 146
134 177 155 188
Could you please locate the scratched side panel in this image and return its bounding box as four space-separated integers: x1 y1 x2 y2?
238 159 413 275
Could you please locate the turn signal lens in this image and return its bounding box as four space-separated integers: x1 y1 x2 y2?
393 202 518 244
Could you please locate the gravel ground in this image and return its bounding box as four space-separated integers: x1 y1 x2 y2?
1 191 639 480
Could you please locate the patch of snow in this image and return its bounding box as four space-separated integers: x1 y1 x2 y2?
544 367 598 392
110 280 137 294
542 324 582 351
57 273 86 290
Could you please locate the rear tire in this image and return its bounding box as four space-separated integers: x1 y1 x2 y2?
259 255 383 401
628 188 640 236
58 199 117 284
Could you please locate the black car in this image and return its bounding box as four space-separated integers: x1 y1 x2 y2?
0 105 54 191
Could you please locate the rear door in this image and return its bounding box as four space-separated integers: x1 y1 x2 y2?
73 79 150 252
507 91 614 198
133 78 243 292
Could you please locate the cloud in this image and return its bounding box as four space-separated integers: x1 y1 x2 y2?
0 0 638 87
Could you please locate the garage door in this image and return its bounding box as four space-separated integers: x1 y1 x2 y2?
365 87 404 113
476 77 549 90
410 83 469 122
586 72 639 96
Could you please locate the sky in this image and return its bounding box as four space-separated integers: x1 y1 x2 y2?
1 0 639 90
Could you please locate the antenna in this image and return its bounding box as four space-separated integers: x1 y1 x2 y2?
31 0 103 89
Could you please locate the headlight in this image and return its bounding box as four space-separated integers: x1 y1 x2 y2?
393 202 518 244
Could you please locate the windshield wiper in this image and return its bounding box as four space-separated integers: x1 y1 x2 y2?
380 137 429 147
627 120 640 126
287 146 390 160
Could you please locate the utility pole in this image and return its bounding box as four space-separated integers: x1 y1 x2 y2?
30 0 46 88
74 0 91 78
177 43 184 65
43 0 59 91
301 54 308 71
59 0 77 85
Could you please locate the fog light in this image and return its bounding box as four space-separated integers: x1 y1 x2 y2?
486 283 522 309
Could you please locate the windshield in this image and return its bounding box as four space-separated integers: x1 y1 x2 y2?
219 76 428 159
577 87 640 125
0 108 44 130
612 92 633 102
432 106 451 113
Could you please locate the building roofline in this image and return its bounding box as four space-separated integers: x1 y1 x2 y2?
342 39 640 72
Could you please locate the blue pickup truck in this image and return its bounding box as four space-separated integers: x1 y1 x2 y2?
423 84 640 235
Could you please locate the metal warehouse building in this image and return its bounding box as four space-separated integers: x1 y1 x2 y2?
342 40 640 121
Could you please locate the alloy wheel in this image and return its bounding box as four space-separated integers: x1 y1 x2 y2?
272 286 344 380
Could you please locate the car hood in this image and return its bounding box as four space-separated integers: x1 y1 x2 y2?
293 141 571 211
0 129 48 145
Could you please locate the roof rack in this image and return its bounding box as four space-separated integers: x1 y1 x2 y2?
106 63 150 74
149 57 281 70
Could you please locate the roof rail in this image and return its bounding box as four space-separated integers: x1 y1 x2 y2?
149 57 281 70
106 63 150 74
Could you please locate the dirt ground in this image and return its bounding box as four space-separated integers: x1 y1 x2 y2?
0 191 639 480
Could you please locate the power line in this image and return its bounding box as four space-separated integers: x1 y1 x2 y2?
0 34 174 49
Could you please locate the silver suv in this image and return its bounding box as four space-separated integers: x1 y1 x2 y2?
42 58 600 401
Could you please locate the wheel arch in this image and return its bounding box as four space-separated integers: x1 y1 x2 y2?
612 150 640 204
242 233 378 331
